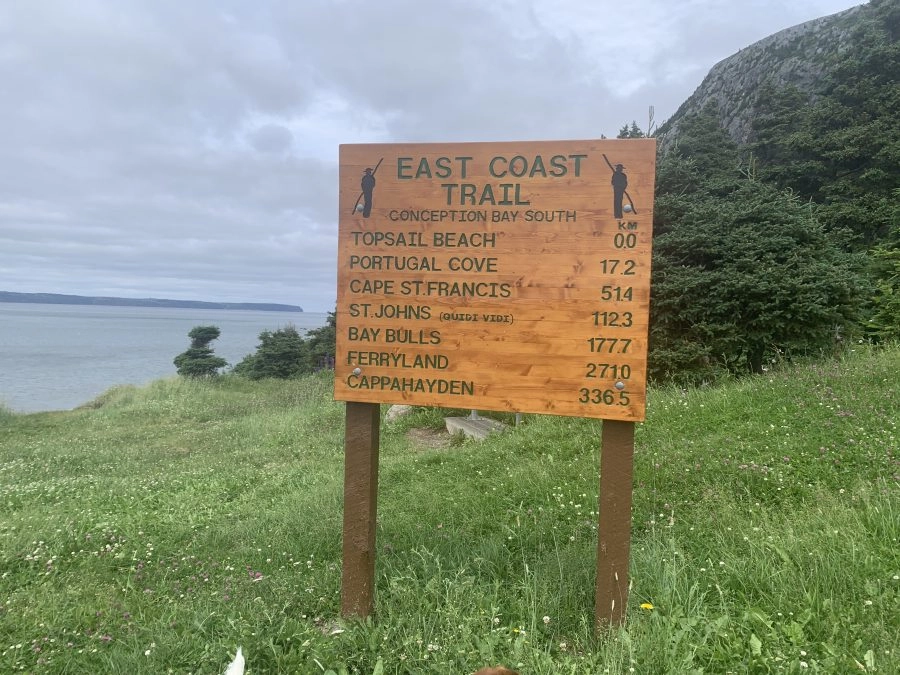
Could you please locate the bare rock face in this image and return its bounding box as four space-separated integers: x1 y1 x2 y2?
658 4 864 149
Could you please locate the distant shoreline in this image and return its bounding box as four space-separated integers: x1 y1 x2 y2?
0 291 303 312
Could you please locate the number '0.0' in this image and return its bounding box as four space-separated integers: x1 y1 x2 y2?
614 233 637 248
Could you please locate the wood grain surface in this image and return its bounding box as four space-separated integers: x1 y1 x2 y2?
335 139 656 421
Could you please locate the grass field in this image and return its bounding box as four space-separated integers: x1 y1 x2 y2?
1 345 897 674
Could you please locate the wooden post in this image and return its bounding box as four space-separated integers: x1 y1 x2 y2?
340 401 380 618
595 420 635 630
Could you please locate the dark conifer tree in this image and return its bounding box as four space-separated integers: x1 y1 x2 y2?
173 325 227 377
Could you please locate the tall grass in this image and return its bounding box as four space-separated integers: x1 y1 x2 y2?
0 402 15 422
0 347 897 673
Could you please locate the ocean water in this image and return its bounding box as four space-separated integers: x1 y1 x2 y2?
0 303 329 413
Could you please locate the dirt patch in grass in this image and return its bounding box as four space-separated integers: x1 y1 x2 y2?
406 427 453 450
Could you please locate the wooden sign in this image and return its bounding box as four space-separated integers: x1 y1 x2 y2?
336 139 656 421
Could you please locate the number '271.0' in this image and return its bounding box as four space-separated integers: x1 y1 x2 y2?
585 363 632 379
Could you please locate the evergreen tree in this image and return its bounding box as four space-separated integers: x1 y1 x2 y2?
652 174 861 381
233 313 336 379
749 0 900 246
302 311 337 371
743 0 899 340
665 104 744 190
867 221 900 340
617 121 646 139
233 325 306 379
173 325 227 377
651 109 863 383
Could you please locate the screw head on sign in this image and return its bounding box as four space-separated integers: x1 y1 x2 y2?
623 204 633 213
352 367 361 376
355 204 364 212
615 381 625 390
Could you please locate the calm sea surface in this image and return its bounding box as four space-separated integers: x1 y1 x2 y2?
0 303 329 413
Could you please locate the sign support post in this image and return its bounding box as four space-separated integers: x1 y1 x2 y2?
340 401 380 618
594 420 635 629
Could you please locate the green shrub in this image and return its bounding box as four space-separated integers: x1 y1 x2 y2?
173 325 227 377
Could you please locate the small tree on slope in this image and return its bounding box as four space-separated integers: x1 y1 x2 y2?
174 325 227 377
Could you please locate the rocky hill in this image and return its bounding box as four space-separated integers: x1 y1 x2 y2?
658 3 867 147
648 0 899 354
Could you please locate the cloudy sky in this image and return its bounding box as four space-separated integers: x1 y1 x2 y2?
0 0 863 312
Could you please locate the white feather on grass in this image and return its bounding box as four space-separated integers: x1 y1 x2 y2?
223 647 245 675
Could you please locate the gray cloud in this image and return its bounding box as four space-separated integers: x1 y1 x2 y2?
0 0 863 311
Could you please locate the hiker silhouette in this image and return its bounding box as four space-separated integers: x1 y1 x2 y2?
611 164 628 219
361 168 376 218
